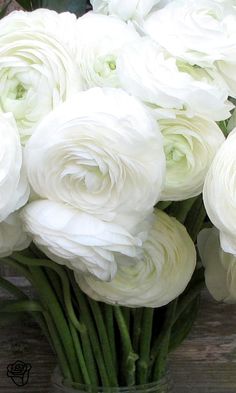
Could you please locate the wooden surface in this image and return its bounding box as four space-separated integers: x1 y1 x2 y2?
0 278 236 393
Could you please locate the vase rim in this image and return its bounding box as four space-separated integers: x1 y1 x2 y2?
52 367 170 392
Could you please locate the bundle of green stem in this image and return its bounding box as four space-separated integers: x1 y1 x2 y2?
0 197 205 388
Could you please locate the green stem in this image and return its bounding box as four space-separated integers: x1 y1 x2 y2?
122 307 130 331
174 281 205 323
184 197 206 241
113 306 138 386
44 267 64 307
168 197 197 223
28 265 81 382
0 275 53 354
0 299 42 313
88 299 118 386
11 254 84 334
0 298 72 380
69 321 89 384
43 311 72 381
151 300 178 381
33 312 53 349
3 254 81 381
156 201 172 211
71 283 108 386
132 308 143 354
0 276 28 299
103 304 117 373
1 258 33 283
137 308 154 384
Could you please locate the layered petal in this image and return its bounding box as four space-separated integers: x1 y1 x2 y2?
198 228 236 303
0 9 82 142
91 0 171 22
117 38 232 121
203 128 236 254
21 200 144 281
75 210 196 307
144 0 236 67
25 87 165 220
0 212 30 257
0 113 29 221
76 12 138 88
160 114 225 200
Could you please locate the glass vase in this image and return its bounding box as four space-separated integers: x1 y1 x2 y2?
50 368 172 393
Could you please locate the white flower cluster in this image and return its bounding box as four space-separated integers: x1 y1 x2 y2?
1 0 236 306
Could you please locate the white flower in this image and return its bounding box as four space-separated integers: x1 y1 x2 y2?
21 200 144 281
25 87 165 221
117 38 232 121
91 0 171 22
144 0 236 67
75 209 196 308
216 61 236 98
0 212 31 257
198 228 236 303
76 12 138 88
0 113 29 222
160 114 225 201
203 128 236 255
143 0 236 98
0 9 82 143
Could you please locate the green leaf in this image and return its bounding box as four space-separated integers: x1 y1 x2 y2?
42 0 87 15
0 0 13 18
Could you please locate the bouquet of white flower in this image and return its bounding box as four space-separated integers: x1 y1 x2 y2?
0 0 235 391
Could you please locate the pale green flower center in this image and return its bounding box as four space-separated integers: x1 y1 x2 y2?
15 83 27 100
94 55 117 78
164 141 186 164
108 60 116 71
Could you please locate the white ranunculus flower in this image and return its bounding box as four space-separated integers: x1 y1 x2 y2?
76 12 138 88
198 228 236 303
117 38 232 121
159 114 225 201
203 128 236 255
21 200 144 281
91 0 171 21
0 113 29 222
75 209 196 307
144 0 236 67
0 9 82 143
0 213 31 257
25 87 165 221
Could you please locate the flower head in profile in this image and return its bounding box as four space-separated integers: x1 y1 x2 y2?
75 210 196 307
117 37 233 121
203 128 236 255
0 113 29 221
21 200 145 281
198 228 236 303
